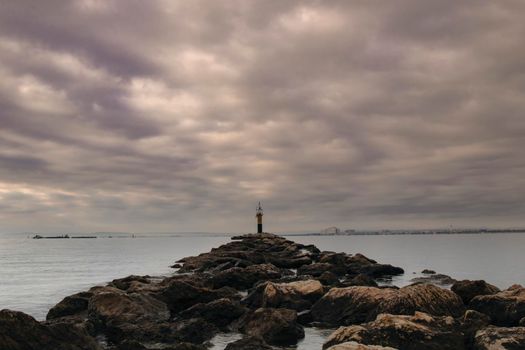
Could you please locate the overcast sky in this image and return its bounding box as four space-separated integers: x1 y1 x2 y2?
0 1 524 233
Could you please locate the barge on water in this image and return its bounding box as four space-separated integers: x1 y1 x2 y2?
32 234 96 239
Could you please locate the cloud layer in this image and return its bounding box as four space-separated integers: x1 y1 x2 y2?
1 0 524 233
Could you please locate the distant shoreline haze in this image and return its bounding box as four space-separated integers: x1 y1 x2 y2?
2 228 525 237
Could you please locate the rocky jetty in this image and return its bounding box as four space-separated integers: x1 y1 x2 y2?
0 232 524 350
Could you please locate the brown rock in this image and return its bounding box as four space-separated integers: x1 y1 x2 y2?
46 291 92 320
474 326 525 349
470 285 525 326
224 336 273 350
179 298 247 329
209 263 282 290
240 308 305 346
451 280 500 305
244 280 325 311
319 271 340 285
0 309 101 350
157 279 237 313
410 274 457 286
344 274 378 287
88 286 170 327
298 262 346 277
312 284 464 326
110 275 151 291
323 312 465 350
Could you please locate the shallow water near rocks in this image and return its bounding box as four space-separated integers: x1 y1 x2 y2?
1 232 524 348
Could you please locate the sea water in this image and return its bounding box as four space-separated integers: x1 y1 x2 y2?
1 232 524 349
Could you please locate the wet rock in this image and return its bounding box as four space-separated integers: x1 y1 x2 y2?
267 255 313 269
46 291 92 320
209 263 282 290
240 308 305 346
297 310 314 325
357 264 404 278
319 252 351 266
224 336 273 350
319 271 341 285
298 262 345 277
174 318 219 344
451 280 500 305
108 317 217 346
344 274 378 287
326 342 397 350
157 278 238 313
422 269 436 274
323 312 464 350
470 285 525 326
0 309 101 350
179 298 247 329
88 286 170 328
461 310 491 348
410 273 457 286
109 275 151 291
474 326 525 349
180 233 316 273
244 279 325 311
311 284 464 326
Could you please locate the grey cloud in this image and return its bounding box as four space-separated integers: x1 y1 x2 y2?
0 0 524 233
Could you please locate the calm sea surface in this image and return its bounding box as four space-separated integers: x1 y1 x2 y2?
1 232 524 349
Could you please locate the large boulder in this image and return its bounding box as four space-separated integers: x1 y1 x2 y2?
470 285 525 326
172 318 219 344
240 308 305 346
244 279 325 311
224 336 273 350
103 317 218 345
343 274 378 287
451 280 500 305
357 264 404 278
179 298 247 329
209 264 282 290
410 273 457 286
473 326 525 349
0 309 101 350
326 342 397 350
88 286 170 327
323 312 465 350
461 309 491 347
298 262 345 277
157 278 238 313
46 291 92 320
311 284 465 326
109 275 152 291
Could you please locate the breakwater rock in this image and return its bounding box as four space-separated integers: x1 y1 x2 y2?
1 233 524 349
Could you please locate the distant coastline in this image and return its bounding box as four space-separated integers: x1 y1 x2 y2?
284 228 525 236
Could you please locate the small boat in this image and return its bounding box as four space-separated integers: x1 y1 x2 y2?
32 234 70 239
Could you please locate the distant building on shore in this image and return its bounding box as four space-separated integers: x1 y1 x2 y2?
320 226 341 235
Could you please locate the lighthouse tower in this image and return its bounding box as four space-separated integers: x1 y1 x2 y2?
256 202 263 233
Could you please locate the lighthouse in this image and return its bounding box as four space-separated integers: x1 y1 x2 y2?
256 202 263 233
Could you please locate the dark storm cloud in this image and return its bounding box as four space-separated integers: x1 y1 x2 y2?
0 0 524 233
